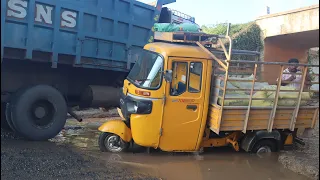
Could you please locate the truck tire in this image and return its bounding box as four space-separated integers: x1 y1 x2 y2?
1 103 12 131
5 103 17 132
10 85 67 141
251 139 277 154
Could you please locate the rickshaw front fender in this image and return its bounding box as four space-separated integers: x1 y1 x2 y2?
98 120 132 142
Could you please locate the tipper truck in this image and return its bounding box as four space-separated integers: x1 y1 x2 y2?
97 28 319 154
0 0 183 140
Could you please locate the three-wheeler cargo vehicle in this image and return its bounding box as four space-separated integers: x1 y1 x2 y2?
98 28 319 154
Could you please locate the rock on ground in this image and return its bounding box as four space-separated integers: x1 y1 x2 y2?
278 120 319 180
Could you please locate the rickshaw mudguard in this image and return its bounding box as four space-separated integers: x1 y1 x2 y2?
98 120 132 142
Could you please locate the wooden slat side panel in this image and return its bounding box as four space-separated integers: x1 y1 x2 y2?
221 121 244 127
209 106 318 132
311 108 319 128
220 126 244 131
220 126 267 131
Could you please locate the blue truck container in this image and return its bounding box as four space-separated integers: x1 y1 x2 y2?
0 0 175 140
1 0 176 70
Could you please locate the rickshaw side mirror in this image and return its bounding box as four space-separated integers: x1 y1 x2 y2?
164 70 173 83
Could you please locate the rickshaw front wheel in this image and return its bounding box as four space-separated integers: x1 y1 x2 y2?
99 132 129 153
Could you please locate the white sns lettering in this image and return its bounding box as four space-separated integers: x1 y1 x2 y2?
61 11 77 28
7 0 28 19
35 4 53 24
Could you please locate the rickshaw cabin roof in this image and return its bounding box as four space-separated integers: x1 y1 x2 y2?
144 42 212 59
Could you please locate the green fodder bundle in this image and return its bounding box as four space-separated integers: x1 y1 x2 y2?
252 86 312 107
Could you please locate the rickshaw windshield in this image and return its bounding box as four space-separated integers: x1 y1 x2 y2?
127 50 164 90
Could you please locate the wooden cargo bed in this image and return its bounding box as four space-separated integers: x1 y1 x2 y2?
195 36 319 134
208 104 319 133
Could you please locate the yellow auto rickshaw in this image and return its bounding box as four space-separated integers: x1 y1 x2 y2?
98 31 319 154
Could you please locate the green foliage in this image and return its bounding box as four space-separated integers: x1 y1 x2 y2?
201 22 263 52
308 49 319 63
307 49 319 81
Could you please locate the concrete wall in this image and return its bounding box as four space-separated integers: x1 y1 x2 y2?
255 4 319 84
260 30 319 84
262 38 309 84
256 5 319 38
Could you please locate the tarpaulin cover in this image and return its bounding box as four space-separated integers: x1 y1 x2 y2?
154 23 200 32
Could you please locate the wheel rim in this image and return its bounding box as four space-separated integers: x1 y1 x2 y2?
257 146 272 154
105 135 123 152
29 100 55 129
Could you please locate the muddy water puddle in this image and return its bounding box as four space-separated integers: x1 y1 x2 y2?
51 125 310 180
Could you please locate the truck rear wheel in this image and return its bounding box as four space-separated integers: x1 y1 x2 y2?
252 139 277 154
1 103 12 131
5 103 16 131
10 85 67 141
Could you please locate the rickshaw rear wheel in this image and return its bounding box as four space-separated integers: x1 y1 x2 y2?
99 132 129 153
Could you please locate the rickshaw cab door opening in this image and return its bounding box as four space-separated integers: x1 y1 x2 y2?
159 58 207 151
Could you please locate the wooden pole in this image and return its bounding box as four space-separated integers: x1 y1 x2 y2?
243 64 257 133
196 42 228 70
217 61 230 134
268 66 284 132
290 67 308 131
219 39 230 60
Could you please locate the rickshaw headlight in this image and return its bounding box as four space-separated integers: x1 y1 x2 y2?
126 100 152 115
127 101 138 114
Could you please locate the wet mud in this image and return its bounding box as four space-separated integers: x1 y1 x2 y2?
51 121 311 180
1 114 315 180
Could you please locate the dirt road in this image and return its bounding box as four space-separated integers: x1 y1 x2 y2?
52 121 311 180
1 108 317 180
279 121 319 180
1 129 158 180
74 109 319 180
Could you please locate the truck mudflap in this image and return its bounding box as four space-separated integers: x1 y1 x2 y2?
98 120 132 142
